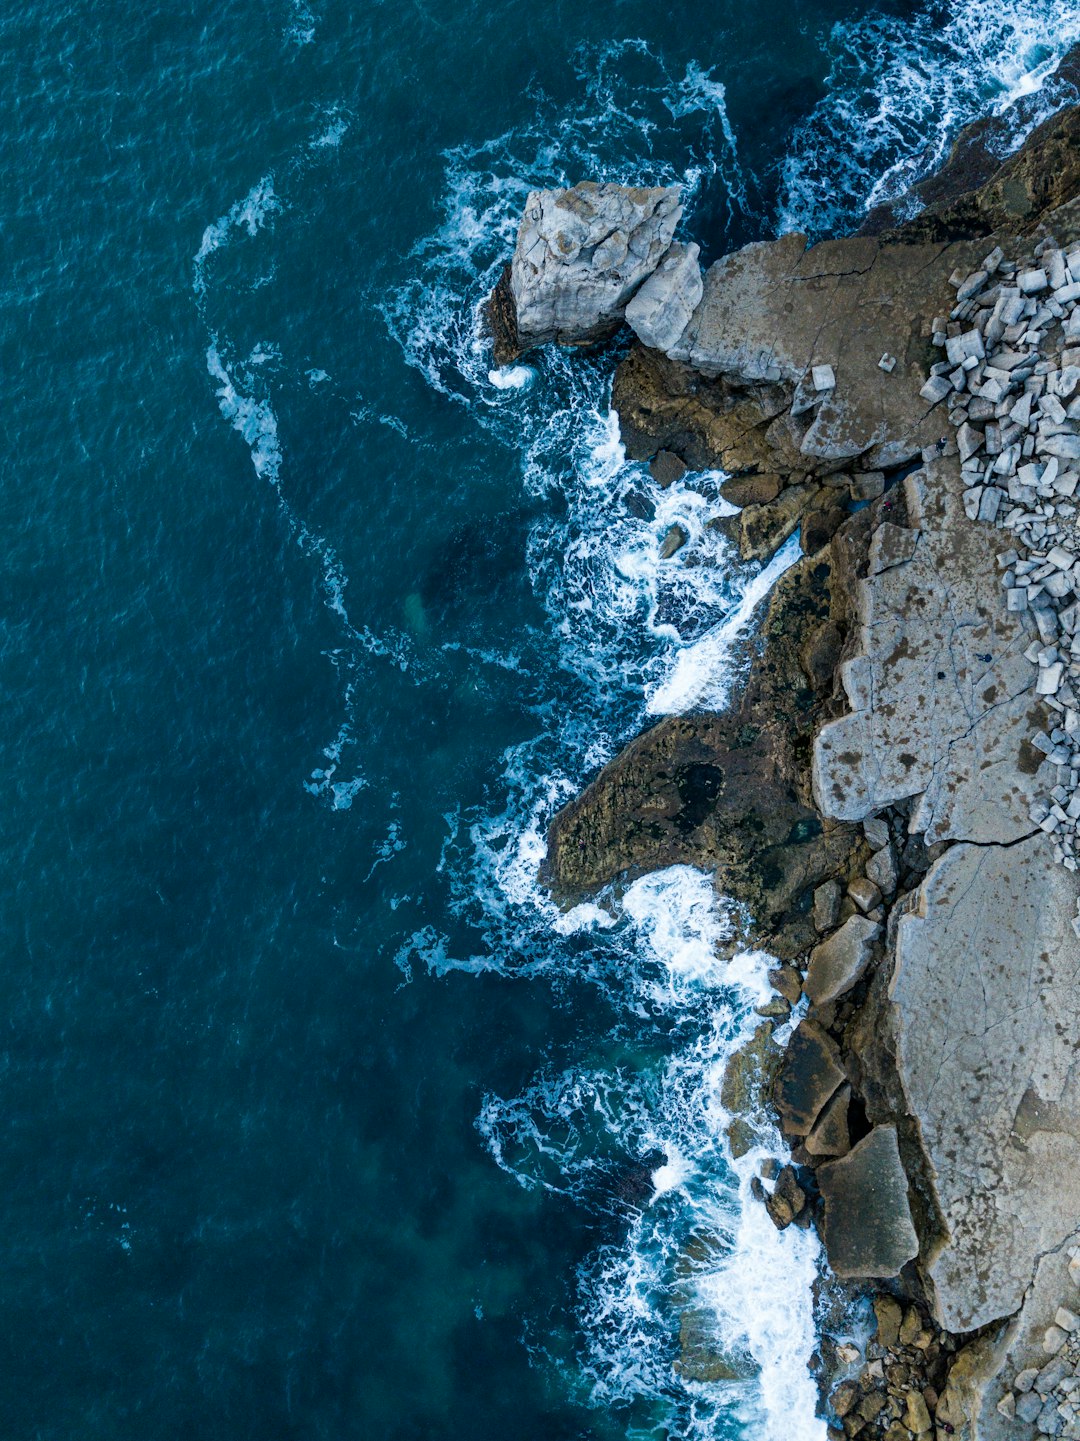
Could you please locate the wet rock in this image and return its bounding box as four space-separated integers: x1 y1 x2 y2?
675 1309 760 1382
805 1083 852 1158
649 449 687 488
769 965 804 1005
542 551 862 956
817 1126 920 1279
804 915 881 1006
721 1023 779 1159
659 524 689 560
765 1165 806 1229
775 1019 846 1137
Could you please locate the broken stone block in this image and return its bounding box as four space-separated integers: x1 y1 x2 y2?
805 1083 852 1157
804 915 881 1006
774 1020 845 1137
812 364 836 392
817 1126 920 1279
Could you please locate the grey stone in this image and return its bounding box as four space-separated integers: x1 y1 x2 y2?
625 241 703 353
1019 1390 1047 1423
891 836 1080 1332
509 182 682 353
812 880 842 932
866 843 899 898
817 1126 920 1280
804 915 881 1006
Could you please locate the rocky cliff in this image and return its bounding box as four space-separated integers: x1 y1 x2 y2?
489 90 1080 1441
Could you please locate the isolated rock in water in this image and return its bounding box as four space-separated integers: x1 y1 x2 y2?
509 182 682 354
817 1125 919 1279
625 241 703 352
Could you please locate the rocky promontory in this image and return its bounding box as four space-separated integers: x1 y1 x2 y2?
490 95 1080 1440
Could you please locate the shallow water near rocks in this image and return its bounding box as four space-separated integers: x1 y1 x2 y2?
6 0 1080 1437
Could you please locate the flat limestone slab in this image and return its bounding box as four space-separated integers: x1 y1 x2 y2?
891 836 1080 1332
813 455 1046 843
666 234 957 468
817 1125 920 1279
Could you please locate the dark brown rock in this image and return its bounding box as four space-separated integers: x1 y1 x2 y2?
805 1082 852 1158
865 94 1080 244
775 1019 846 1137
487 262 520 367
541 542 865 955
721 1022 779 1158
650 449 687 488
765 1165 807 1229
718 472 783 508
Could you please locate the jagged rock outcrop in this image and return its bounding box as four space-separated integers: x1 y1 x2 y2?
491 181 686 363
504 79 1080 1440
624 240 703 352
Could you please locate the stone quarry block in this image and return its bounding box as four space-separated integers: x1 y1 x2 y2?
812 364 836 391
817 1126 920 1279
804 915 881 1006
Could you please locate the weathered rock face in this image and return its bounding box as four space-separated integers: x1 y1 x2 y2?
891 836 1080 1332
541 543 866 956
499 182 683 361
817 1125 920 1280
864 91 1080 244
813 454 1051 842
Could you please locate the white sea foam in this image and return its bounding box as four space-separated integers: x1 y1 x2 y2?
380 53 832 1431
488 364 536 390
476 870 826 1439
780 0 1080 236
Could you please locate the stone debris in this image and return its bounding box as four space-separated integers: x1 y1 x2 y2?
1003 1250 1080 1438
813 363 837 392
929 238 1080 874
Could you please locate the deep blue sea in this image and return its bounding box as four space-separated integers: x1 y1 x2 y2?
5 2 1080 1437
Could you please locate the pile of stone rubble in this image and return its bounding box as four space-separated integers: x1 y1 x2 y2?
926 239 1080 888
996 1251 1080 1438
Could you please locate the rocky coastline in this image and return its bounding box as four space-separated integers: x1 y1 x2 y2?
489 93 1080 1441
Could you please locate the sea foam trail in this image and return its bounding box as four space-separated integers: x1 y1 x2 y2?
386 48 831 1438
477 869 826 1441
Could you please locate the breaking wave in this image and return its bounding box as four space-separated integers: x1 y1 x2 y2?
780 0 1080 235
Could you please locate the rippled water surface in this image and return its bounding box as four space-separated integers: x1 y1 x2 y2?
5 0 1080 1436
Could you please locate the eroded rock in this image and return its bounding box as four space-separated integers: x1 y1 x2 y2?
817 1126 920 1280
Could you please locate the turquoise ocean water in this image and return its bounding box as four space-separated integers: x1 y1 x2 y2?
5 2 1080 1436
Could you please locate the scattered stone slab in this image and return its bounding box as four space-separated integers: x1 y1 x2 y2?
804 915 881 1006
817 1126 920 1280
